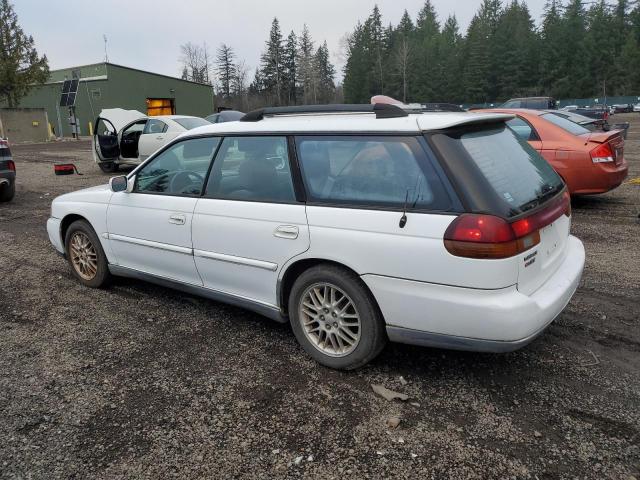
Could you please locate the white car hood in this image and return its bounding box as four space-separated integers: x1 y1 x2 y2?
52 184 112 207
99 108 146 132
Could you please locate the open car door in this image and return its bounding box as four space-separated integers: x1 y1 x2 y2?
93 117 120 162
93 109 147 163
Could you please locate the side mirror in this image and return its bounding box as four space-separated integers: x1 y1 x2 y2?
109 175 128 193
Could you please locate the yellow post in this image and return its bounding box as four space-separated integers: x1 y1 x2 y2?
47 122 54 139
88 121 93 136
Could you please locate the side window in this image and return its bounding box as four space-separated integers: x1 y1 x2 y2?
295 136 452 211
135 137 220 196
503 100 521 108
506 117 539 141
143 119 168 134
205 136 296 203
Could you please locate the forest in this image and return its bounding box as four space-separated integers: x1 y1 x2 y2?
179 0 640 110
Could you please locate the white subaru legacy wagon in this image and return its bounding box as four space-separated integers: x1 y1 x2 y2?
47 104 585 370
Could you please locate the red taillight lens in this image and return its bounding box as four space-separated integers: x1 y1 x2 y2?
444 190 570 259
7 160 15 172
590 143 614 163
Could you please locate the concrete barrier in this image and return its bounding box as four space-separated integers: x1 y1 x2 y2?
0 108 50 143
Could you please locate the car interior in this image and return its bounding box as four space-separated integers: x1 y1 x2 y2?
120 120 147 159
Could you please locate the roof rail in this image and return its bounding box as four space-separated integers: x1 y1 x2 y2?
240 103 409 122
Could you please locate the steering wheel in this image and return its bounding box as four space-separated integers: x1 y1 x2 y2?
169 170 205 194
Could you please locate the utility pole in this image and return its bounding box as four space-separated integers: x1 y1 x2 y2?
103 34 109 63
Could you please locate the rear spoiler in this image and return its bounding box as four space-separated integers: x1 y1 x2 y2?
416 113 514 131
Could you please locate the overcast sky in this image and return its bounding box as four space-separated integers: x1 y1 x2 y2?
15 0 547 82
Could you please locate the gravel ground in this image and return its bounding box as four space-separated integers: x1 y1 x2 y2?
1 116 639 479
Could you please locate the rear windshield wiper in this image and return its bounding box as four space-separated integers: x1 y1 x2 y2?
519 184 561 212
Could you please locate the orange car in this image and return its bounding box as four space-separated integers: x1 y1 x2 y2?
477 109 628 195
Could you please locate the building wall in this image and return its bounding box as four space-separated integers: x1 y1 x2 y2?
0 108 50 143
2 63 214 138
106 64 213 118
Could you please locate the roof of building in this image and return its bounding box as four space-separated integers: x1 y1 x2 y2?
45 62 211 86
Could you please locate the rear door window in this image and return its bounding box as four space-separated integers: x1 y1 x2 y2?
430 125 563 216
295 136 453 211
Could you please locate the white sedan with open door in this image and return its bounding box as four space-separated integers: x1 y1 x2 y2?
92 108 210 173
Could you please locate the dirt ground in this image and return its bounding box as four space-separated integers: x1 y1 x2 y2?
1 116 639 480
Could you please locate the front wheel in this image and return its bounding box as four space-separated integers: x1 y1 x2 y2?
64 220 112 288
288 265 387 370
98 162 119 174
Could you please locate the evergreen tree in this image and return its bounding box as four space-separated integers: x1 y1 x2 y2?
260 18 285 105
615 31 640 93
343 23 370 103
283 31 298 104
438 16 464 102
414 1 441 101
215 43 236 99
315 41 336 103
297 25 316 103
0 0 48 107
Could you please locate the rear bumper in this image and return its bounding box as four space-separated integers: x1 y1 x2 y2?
571 160 628 195
364 235 585 353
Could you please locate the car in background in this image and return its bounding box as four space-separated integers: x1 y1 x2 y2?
205 110 245 123
47 103 584 369
546 110 608 132
500 97 557 110
568 105 610 121
633 103 640 112
613 104 633 114
0 138 15 202
560 105 579 111
479 108 628 195
93 109 210 173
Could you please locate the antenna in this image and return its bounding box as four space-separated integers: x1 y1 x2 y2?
103 34 109 62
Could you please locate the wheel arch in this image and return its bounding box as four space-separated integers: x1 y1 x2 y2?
278 258 382 318
60 213 91 248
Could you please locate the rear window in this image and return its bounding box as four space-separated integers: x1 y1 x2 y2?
431 125 563 216
541 113 591 136
174 117 210 130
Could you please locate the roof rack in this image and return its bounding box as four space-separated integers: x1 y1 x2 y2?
240 103 409 122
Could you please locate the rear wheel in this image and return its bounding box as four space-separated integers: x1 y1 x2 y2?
65 220 111 288
98 162 119 174
289 265 386 370
0 181 15 202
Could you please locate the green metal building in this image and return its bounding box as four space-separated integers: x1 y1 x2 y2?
11 62 214 138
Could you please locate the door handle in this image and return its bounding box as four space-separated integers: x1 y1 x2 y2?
156 136 164 140
168 214 186 225
274 225 299 239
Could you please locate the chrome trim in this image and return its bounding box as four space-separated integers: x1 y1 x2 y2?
108 233 193 255
193 249 278 271
108 264 287 323
386 321 554 353
0 178 9 187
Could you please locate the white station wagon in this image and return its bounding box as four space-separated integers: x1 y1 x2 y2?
47 104 585 369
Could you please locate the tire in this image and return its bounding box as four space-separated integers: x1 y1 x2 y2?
288 264 387 370
98 162 119 174
64 220 112 288
0 181 15 202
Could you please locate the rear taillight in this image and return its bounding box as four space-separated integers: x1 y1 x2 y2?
7 160 15 172
444 191 570 259
590 143 614 163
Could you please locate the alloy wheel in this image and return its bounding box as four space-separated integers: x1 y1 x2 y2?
298 283 361 357
69 232 98 281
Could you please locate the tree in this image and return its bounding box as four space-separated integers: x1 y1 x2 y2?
283 31 298 105
298 24 316 103
315 41 336 103
180 42 211 84
0 0 48 107
260 18 285 105
216 44 236 99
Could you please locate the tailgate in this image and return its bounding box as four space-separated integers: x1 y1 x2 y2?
517 214 571 296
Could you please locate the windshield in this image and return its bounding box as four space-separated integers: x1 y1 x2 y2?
541 113 591 136
174 117 210 130
431 124 563 216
